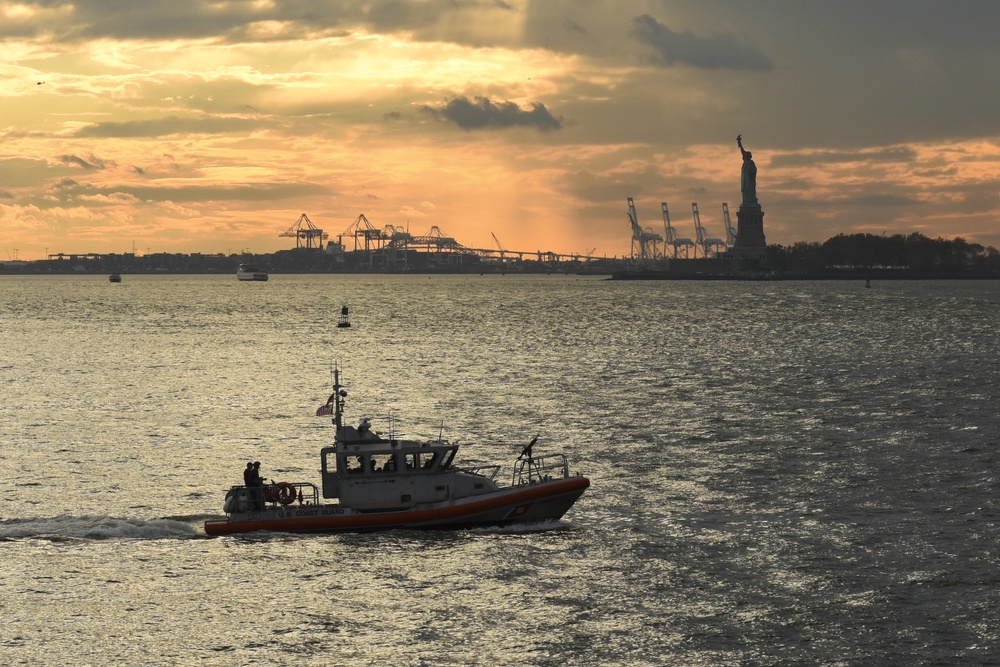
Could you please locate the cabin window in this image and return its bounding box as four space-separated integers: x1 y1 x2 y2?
322 451 337 473
372 453 396 473
441 449 456 469
405 452 438 470
345 455 365 474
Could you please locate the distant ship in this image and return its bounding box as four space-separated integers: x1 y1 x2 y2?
109 273 121 283
236 264 268 281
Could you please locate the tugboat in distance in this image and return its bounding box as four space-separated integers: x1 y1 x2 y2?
236 264 268 281
204 368 590 535
108 273 122 283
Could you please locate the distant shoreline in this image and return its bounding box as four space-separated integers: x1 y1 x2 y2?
610 270 1000 281
3 267 999 280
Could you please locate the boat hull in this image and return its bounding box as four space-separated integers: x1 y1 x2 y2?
204 476 589 536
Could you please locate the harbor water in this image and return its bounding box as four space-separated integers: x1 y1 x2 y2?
1 275 999 666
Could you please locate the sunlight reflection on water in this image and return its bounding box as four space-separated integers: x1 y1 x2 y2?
1 275 999 665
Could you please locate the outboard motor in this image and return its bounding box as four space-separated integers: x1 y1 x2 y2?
223 487 252 513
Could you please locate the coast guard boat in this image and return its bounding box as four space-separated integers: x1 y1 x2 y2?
203 370 589 535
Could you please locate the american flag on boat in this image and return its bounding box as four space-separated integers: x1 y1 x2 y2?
315 392 337 416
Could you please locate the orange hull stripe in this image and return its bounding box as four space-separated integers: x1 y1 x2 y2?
205 477 590 535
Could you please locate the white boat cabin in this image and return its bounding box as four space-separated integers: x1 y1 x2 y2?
320 421 500 510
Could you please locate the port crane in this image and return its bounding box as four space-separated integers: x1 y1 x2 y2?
321 214 601 266
661 202 694 258
340 214 385 253
626 197 663 262
722 203 737 246
691 203 726 258
491 232 508 261
280 213 329 249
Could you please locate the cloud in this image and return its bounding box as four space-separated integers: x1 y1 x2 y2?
770 147 919 168
0 0 522 44
398 205 428 219
78 192 141 205
631 14 772 71
422 96 562 132
101 182 332 204
59 154 108 170
74 116 264 138
840 193 920 207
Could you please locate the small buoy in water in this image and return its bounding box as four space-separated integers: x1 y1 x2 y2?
337 304 351 328
865 279 872 289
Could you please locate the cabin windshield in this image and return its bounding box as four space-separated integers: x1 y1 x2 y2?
405 452 439 471
441 449 457 469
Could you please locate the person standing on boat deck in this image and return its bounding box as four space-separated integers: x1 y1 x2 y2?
358 417 371 437
251 461 266 510
243 462 261 511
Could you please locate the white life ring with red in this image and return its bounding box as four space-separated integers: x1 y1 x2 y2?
276 482 297 505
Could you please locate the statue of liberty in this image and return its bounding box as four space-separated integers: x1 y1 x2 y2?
737 134 758 206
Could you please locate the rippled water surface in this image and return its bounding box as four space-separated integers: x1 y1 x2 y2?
2 275 999 666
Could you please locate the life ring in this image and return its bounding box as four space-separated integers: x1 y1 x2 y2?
276 482 297 506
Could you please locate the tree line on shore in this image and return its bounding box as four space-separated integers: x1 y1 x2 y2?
765 232 1000 274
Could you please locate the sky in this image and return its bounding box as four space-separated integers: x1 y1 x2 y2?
3 0 1000 260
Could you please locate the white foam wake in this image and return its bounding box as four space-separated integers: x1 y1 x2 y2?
0 515 203 541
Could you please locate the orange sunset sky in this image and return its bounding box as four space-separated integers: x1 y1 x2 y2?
3 0 1000 260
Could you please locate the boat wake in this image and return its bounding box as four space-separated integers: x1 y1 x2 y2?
0 515 207 541
463 518 573 534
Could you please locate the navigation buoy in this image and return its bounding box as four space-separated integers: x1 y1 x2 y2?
337 304 351 328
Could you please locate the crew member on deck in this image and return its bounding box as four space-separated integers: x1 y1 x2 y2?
358 418 371 437
251 461 265 510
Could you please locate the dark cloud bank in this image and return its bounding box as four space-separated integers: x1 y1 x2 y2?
631 14 772 71
421 97 562 132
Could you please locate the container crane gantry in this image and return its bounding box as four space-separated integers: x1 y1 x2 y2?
627 197 663 262
661 202 694 259
722 203 737 247
280 213 329 249
691 203 725 258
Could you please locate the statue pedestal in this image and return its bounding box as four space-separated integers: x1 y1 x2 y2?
733 204 767 259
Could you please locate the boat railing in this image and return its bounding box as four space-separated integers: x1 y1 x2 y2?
225 482 320 513
460 465 501 482
267 482 320 506
512 454 570 486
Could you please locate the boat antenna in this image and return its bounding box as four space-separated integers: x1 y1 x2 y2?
332 363 347 432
